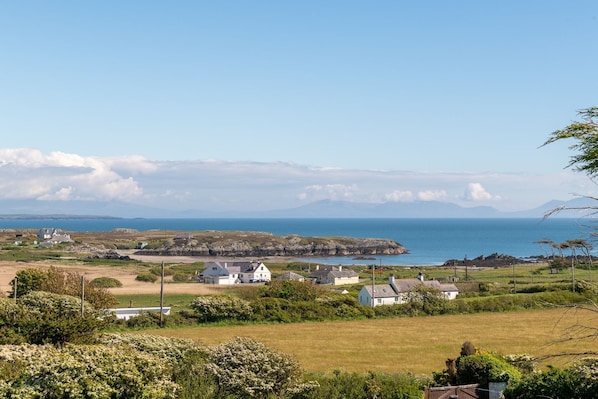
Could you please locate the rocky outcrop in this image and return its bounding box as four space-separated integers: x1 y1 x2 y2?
134 232 407 258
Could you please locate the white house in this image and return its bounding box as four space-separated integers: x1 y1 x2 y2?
358 274 459 307
308 265 360 286
106 307 171 321
201 261 271 285
36 228 73 246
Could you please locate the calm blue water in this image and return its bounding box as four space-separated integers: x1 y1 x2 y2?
1 218 594 266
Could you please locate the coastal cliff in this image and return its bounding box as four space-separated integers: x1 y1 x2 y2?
134 231 407 258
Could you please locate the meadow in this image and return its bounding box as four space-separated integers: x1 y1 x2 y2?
143 307 598 376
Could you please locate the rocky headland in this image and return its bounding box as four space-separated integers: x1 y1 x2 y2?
133 231 407 258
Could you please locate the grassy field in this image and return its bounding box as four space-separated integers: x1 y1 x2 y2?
143 307 598 376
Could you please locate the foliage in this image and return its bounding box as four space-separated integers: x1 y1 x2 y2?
10 267 117 309
191 295 254 323
136 272 159 283
206 336 311 399
401 285 457 316
434 341 521 387
543 106 598 176
504 358 598 399
0 343 179 398
9 268 47 297
90 276 123 288
303 370 426 399
18 291 105 344
456 352 521 385
260 280 320 301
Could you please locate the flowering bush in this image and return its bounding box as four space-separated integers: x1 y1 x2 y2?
0 343 179 398
97 333 206 366
206 336 311 398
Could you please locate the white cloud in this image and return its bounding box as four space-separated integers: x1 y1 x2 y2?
0 148 592 213
463 182 500 201
417 190 448 201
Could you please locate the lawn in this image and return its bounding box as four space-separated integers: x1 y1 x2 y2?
145 307 598 376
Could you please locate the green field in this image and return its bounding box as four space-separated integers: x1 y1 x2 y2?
143 307 598 376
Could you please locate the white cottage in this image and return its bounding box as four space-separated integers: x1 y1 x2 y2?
308 265 360 286
358 274 459 307
201 261 271 285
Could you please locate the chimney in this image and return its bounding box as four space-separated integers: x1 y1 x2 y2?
417 272 424 282
338 265 343 271
388 274 395 284
316 265 320 271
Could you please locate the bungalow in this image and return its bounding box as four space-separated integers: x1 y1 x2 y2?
358 274 459 307
201 261 271 285
106 307 171 321
309 265 360 286
277 271 306 282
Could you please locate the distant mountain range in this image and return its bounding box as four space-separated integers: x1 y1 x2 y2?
0 197 596 219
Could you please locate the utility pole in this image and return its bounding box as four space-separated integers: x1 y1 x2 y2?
81 275 85 317
13 276 17 302
371 262 375 309
160 261 165 327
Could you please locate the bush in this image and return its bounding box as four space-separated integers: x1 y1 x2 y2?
90 276 123 288
456 352 521 385
172 271 193 282
504 358 598 399
304 370 426 399
0 343 178 398
206 337 312 399
190 295 253 323
136 272 159 283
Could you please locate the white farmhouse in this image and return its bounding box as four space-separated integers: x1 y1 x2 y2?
358 274 459 307
201 261 271 285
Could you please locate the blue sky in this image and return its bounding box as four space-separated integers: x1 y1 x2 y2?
1 1 597 215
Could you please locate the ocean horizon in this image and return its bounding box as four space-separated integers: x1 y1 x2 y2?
1 217 596 266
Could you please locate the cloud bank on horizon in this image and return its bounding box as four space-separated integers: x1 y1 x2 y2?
0 148 590 214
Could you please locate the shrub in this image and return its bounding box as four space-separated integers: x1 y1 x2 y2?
19 291 104 345
0 343 178 398
12 267 117 309
456 352 521 385
136 272 159 283
90 276 123 288
260 280 320 301
172 271 193 282
206 336 312 398
304 370 426 399
504 358 598 399
190 295 253 323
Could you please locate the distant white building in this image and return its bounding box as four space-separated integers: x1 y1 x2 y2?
200 261 271 285
106 307 171 321
36 228 73 246
308 265 360 286
358 274 459 307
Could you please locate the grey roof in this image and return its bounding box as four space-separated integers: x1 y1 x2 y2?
277 271 305 280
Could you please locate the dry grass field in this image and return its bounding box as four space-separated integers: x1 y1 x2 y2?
145 307 598 376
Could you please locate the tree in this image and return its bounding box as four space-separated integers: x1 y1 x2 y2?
9 268 47 298
9 267 117 309
543 106 598 176
542 107 598 216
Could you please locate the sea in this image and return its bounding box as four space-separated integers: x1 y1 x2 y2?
1 217 595 266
